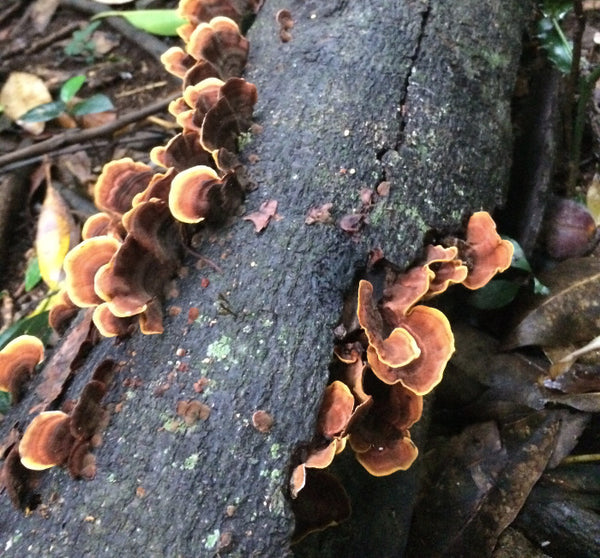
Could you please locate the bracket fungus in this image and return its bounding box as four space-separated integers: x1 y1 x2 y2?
460 211 514 289
0 335 44 403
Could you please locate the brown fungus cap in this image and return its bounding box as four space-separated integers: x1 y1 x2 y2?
160 46 197 79
92 303 136 338
0 335 44 402
424 244 468 297
48 289 79 334
366 304 454 394
200 78 257 153
186 17 250 80
461 211 514 289
63 236 122 308
19 411 75 471
179 0 245 26
150 132 214 172
317 381 354 439
351 431 418 477
357 280 421 369
94 158 154 216
70 380 107 440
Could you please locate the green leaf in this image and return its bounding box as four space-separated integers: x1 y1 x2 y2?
504 237 532 272
540 0 573 20
537 17 572 74
0 391 10 414
19 100 66 123
25 257 42 292
469 279 520 310
71 94 114 116
92 10 186 36
60 75 86 103
64 21 101 58
0 311 51 351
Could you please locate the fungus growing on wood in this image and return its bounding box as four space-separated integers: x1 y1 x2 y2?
424 244 468 297
200 77 258 153
63 236 122 308
48 289 79 334
169 165 243 224
351 430 418 477
357 280 421 370
81 212 123 241
160 46 197 79
150 132 214 172
0 335 44 403
19 411 75 471
94 158 154 216
461 211 514 289
318 380 354 439
92 303 136 338
186 17 250 80
179 0 246 26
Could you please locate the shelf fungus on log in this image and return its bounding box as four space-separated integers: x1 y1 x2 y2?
291 211 514 538
0 335 44 403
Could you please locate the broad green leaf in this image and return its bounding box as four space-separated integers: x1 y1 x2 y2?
60 75 86 103
0 310 51 351
504 237 532 272
469 279 520 310
25 257 42 292
537 17 572 74
71 93 114 116
35 186 78 290
506 257 600 349
92 10 186 36
19 100 66 123
64 21 101 58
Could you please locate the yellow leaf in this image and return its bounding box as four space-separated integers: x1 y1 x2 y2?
35 187 79 290
0 72 52 135
586 173 600 224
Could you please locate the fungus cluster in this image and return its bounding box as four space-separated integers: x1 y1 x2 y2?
290 212 513 534
1 0 259 510
57 6 257 338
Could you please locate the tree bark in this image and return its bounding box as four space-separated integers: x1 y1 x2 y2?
0 0 528 556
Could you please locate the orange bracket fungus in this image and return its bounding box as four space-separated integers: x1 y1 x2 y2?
0 335 44 403
293 211 514 534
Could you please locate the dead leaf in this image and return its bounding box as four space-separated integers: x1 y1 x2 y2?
407 411 561 557
91 31 120 56
544 363 600 394
585 173 600 224
0 72 52 135
79 110 117 129
30 0 59 34
305 203 333 225
243 199 278 232
57 151 94 187
339 213 364 233
505 257 600 350
35 310 95 408
35 185 79 290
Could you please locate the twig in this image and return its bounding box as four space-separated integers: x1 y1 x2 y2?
0 2 20 27
3 21 81 59
58 0 172 63
0 94 178 171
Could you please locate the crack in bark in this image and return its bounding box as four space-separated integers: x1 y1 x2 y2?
396 1 431 150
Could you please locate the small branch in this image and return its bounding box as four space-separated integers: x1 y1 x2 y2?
0 94 178 171
3 21 81 59
58 0 172 62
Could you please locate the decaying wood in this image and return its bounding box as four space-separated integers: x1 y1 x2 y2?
0 0 528 556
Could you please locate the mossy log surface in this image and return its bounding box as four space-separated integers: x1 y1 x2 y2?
0 0 527 556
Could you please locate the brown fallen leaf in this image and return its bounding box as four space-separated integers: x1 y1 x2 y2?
305 203 333 225
407 411 562 557
505 257 600 350
339 213 364 233
243 199 278 232
35 310 96 408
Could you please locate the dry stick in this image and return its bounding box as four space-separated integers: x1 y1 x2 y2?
58 0 170 62
3 21 82 59
0 1 20 27
0 94 178 171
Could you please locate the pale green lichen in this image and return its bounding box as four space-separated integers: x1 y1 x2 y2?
269 443 281 459
182 453 200 470
206 335 232 360
204 529 220 550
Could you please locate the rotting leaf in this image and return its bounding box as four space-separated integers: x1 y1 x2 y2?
35 311 95 408
505 257 600 350
407 411 562 557
243 199 278 232
305 203 333 225
35 185 79 290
